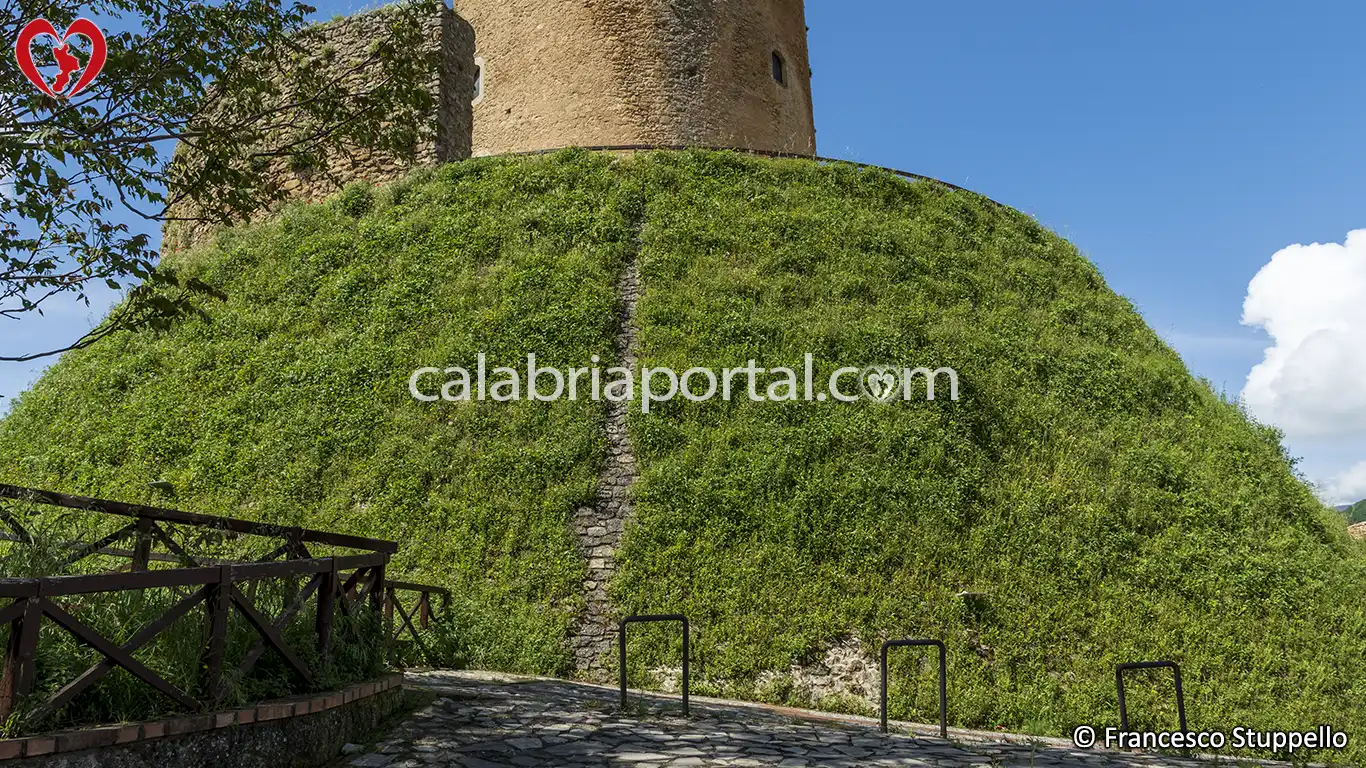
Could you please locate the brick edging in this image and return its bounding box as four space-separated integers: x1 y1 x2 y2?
0 672 404 760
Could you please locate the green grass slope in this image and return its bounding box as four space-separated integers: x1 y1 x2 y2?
1 153 639 673
2 150 1363 755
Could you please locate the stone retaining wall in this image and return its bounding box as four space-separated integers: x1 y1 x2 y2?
0 673 404 767
163 1 475 252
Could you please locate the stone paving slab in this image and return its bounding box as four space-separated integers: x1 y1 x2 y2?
347 670 1291 768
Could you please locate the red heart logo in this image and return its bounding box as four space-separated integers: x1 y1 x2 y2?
14 18 107 98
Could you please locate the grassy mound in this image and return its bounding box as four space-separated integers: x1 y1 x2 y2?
2 150 1363 755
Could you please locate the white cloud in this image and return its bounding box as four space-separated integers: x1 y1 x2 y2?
1240 230 1366 438
1320 460 1366 506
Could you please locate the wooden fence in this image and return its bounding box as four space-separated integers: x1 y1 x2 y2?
0 484 448 727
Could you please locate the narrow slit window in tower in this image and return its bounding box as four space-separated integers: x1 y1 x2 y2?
772 51 786 86
473 57 486 104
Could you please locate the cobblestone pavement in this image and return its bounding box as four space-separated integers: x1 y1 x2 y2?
346 671 1283 768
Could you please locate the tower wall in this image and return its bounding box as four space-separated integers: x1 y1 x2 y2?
166 0 818 251
460 0 816 156
164 2 475 252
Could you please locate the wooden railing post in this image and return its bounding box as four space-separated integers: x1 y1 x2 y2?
131 517 153 571
384 588 396 653
418 592 431 630
0 598 42 722
369 565 385 612
317 559 337 664
201 566 230 701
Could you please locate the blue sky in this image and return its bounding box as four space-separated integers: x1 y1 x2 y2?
805 1 1366 500
4 1 1365 501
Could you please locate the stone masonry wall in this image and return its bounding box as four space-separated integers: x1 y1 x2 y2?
163 2 474 252
165 0 816 251
0 674 404 767
460 0 817 157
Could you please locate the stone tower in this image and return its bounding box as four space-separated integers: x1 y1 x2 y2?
458 0 817 156
165 0 819 242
